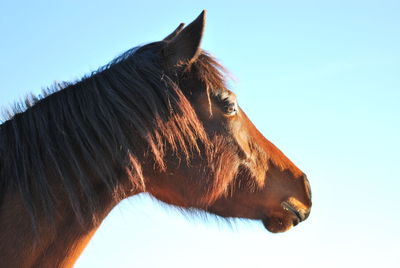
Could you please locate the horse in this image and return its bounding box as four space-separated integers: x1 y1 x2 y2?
0 11 311 267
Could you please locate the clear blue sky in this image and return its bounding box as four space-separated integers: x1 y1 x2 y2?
1 1 399 267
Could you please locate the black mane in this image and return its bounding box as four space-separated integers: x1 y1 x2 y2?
0 42 226 229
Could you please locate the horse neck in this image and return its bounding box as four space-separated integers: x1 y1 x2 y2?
0 57 167 267
0 190 117 268
0 81 136 267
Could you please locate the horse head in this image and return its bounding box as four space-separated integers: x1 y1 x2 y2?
140 11 312 233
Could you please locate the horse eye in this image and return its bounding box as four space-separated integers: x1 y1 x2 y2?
224 102 237 115
215 91 238 115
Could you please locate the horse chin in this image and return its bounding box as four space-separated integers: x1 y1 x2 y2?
261 217 294 233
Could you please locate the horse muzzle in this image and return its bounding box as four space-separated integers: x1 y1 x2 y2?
281 199 310 225
262 197 311 233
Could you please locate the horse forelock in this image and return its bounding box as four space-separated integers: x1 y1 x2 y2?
0 43 230 230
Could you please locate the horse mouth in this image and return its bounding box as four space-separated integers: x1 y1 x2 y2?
260 200 311 233
281 201 308 224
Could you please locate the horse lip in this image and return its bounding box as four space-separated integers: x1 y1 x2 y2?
281 201 305 222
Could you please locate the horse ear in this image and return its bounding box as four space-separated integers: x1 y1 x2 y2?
163 23 185 41
163 10 206 67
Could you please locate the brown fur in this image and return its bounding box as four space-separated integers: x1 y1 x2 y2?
0 11 311 267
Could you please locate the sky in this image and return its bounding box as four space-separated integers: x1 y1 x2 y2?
1 1 399 267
